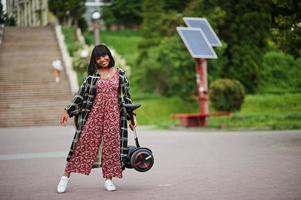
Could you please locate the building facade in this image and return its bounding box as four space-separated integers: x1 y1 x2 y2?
6 0 48 27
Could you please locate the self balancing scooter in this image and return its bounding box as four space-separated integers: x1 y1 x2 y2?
122 103 154 172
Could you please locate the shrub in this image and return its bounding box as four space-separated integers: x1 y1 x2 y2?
259 51 301 93
209 79 245 112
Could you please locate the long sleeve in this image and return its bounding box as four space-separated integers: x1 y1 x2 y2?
123 74 133 105
65 77 88 118
120 70 134 120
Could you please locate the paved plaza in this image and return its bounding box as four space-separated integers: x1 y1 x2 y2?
0 126 301 200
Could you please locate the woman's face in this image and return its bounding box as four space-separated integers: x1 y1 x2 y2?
95 54 110 68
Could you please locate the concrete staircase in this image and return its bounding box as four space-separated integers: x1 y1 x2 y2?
0 26 73 127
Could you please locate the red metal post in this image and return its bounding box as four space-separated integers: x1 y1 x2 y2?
195 58 208 125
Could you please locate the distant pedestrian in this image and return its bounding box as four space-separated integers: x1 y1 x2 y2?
57 44 137 193
52 59 63 83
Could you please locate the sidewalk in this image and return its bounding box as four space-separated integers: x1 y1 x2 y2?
0 126 300 200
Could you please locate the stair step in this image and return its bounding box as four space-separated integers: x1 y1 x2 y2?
0 26 73 127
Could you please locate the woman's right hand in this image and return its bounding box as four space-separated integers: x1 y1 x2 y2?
60 110 69 126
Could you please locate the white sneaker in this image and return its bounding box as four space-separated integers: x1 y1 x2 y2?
57 176 70 193
104 179 116 191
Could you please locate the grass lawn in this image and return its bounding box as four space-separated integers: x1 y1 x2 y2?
133 96 198 128
207 93 301 130
135 93 301 130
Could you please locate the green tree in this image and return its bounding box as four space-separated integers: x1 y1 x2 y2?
164 0 191 12
270 0 301 58
138 0 165 57
134 0 165 93
135 0 192 96
137 36 195 96
216 0 272 93
48 0 86 26
183 0 225 28
138 0 188 62
102 0 142 29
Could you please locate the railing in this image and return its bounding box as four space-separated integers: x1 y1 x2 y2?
54 24 79 94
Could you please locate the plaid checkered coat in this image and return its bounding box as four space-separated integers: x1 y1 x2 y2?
64 68 132 168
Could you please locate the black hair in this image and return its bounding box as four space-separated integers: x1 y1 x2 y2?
88 44 115 75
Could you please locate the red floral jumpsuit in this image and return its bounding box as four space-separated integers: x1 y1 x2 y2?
65 70 122 178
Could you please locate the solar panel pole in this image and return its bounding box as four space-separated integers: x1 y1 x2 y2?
195 58 208 125
175 23 222 127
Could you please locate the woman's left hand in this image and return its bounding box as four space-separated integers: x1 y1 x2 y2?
129 115 137 131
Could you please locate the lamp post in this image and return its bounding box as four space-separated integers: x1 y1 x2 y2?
91 11 101 45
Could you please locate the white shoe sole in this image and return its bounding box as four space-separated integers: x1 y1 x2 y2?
104 185 116 191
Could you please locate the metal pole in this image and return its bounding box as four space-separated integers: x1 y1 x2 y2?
195 58 208 125
93 20 100 45
133 128 140 148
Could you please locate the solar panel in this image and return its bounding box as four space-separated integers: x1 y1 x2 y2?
183 17 222 47
176 27 217 59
